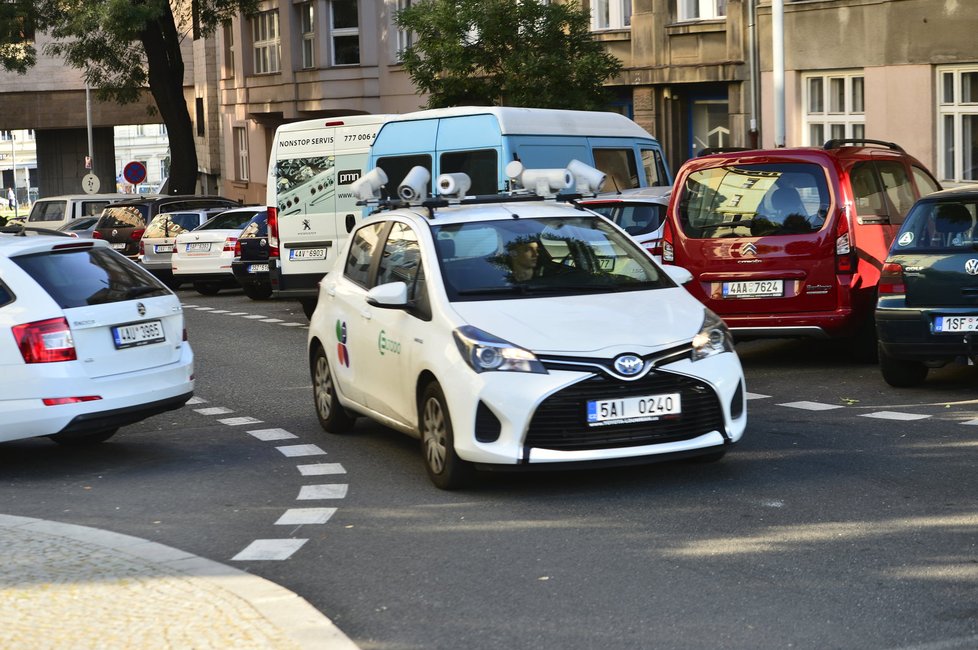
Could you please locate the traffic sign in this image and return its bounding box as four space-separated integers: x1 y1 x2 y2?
82 173 101 194
123 161 147 185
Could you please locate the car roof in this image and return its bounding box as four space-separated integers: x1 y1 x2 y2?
33 193 133 201
368 199 589 229
911 184 978 202
0 234 111 255
108 195 239 207
581 186 672 204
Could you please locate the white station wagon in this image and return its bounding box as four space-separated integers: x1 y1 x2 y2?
307 165 747 489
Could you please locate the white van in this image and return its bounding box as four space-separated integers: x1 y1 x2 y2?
266 115 393 315
26 194 136 232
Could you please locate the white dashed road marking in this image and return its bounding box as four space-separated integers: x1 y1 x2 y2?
277 444 327 457
280 322 306 327
746 392 770 400
186 396 207 405
194 306 215 311
261 318 284 323
195 407 234 416
298 484 349 500
298 463 347 476
232 539 308 562
778 400 844 411
218 416 263 426
275 508 338 525
860 411 931 421
243 314 267 319
248 428 299 441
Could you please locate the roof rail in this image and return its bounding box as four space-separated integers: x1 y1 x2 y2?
697 147 752 157
823 138 905 153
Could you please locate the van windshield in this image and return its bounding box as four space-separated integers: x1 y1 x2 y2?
678 163 830 238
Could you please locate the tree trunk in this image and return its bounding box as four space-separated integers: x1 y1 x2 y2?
140 6 198 195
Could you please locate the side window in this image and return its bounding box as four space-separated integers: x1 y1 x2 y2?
640 148 669 187
876 161 916 225
376 222 430 319
594 148 640 190
440 149 498 195
849 162 887 219
343 222 385 287
912 166 942 198
0 278 14 307
81 201 111 217
376 155 432 200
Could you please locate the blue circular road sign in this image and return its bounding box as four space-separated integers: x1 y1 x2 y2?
123 161 147 185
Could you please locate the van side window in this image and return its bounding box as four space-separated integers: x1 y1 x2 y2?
376 155 432 200
850 162 887 219
29 201 67 222
81 201 111 217
912 166 941 198
376 222 430 320
876 161 916 225
440 149 498 195
593 148 640 190
343 222 386 288
641 149 669 187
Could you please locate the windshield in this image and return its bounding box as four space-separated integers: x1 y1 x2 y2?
196 209 264 231
892 200 978 252
99 205 148 228
145 212 203 238
587 202 665 236
678 162 831 238
432 216 671 301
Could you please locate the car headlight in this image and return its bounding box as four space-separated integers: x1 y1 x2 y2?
691 309 733 361
453 325 547 374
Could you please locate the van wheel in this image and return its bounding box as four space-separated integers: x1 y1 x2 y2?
48 428 118 446
420 382 473 490
300 298 317 319
193 282 221 296
879 345 928 387
311 345 355 433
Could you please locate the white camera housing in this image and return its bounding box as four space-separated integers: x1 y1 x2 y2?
521 168 573 196
351 167 388 201
437 173 472 198
398 166 431 202
567 159 606 194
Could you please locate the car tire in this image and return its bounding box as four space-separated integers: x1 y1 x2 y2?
48 428 118 446
311 345 355 433
420 382 474 490
193 282 221 296
878 344 928 387
243 284 273 300
300 298 317 320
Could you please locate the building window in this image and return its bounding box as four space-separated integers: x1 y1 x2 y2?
802 71 865 146
938 65 978 183
299 2 315 69
0 131 11 141
331 0 360 66
234 127 249 181
678 0 726 21
395 0 414 59
195 98 205 137
222 23 235 78
252 10 281 74
592 0 631 30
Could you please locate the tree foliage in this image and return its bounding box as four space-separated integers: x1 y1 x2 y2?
0 0 258 194
395 0 622 110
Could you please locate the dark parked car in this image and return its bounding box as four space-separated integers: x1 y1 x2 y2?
876 185 978 386
230 210 272 300
92 195 240 261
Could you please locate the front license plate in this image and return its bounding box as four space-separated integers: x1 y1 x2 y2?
722 279 784 298
111 243 127 250
247 263 269 273
586 392 681 426
290 248 326 261
186 242 211 252
112 320 165 349
154 244 174 253
934 315 978 332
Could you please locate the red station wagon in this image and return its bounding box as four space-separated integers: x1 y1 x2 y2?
661 139 941 359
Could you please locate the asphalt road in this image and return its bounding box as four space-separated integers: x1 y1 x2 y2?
2 288 977 650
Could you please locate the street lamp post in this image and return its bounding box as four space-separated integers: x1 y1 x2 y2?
11 133 17 220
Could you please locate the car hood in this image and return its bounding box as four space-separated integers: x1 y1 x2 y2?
448 288 706 355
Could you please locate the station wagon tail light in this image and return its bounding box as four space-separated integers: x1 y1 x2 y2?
223 237 237 252
835 208 855 274
130 228 145 241
646 240 663 258
43 396 101 406
234 239 242 256
453 325 546 374
691 309 734 361
878 262 906 295
91 230 103 239
139 240 145 256
13 317 77 363
661 220 675 263
267 207 279 257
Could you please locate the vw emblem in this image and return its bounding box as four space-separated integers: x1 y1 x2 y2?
136 302 146 316
613 354 644 377
740 243 757 256
966 259 978 276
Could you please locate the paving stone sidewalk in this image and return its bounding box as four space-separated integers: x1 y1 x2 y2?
0 514 358 650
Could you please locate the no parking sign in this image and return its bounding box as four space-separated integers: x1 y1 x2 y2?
123 161 147 185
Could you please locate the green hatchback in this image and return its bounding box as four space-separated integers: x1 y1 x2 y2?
876 186 978 386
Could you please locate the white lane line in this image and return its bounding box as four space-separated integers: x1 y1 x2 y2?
194 306 215 311
218 416 263 426
777 400 844 411
298 463 347 476
231 539 307 561
225 312 249 316
746 392 770 400
280 322 306 327
277 444 327 457
182 304 198 308
261 318 285 323
248 428 298 441
298 484 348 500
186 396 207 405
195 407 234 416
275 508 337 525
209 309 231 314
243 314 267 319
860 411 931 421
963 419 978 426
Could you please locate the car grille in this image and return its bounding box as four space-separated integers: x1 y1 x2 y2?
525 371 724 452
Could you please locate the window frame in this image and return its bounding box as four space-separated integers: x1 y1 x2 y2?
802 70 865 147
330 0 360 66
677 0 727 22
937 65 978 183
251 9 282 74
591 0 631 30
299 1 316 69
234 126 250 182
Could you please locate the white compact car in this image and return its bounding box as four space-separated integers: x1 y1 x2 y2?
0 234 194 445
307 165 746 489
171 206 265 295
579 186 672 262
139 209 226 288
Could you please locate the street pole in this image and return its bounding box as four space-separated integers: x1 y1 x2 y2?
11 134 17 220
773 0 785 147
86 83 94 184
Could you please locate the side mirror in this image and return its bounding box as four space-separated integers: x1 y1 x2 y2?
366 281 409 309
663 265 693 285
345 214 356 232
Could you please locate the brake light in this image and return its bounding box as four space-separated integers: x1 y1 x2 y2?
91 230 103 239
43 396 101 406
834 208 855 274
13 317 77 363
645 240 663 258
223 237 238 252
130 228 145 241
234 239 241 256
139 240 145 256
879 262 906 295
267 206 279 258
661 220 675 263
